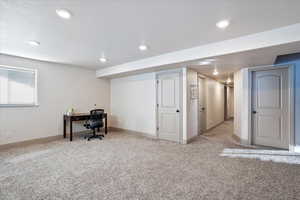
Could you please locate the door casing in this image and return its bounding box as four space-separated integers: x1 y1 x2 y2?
248 64 295 151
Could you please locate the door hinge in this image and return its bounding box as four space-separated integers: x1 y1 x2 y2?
157 103 159 107
157 127 159 131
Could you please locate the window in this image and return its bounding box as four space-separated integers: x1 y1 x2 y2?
0 65 38 106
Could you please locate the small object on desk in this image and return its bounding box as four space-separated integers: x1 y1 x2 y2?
66 108 74 116
63 111 108 141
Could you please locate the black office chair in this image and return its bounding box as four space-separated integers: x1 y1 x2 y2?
83 109 105 141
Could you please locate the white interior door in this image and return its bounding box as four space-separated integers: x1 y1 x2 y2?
252 68 289 149
157 72 180 142
198 77 206 134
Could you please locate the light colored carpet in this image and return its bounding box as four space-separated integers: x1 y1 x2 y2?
1 124 300 200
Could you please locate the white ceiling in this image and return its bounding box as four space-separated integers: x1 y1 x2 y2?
189 41 300 82
1 0 300 69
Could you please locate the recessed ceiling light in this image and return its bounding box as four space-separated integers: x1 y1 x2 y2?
99 57 107 63
199 58 215 65
139 44 148 51
26 40 40 46
216 20 230 29
213 69 219 76
199 61 211 65
56 9 72 19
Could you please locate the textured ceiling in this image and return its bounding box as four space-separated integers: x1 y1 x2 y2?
1 0 300 69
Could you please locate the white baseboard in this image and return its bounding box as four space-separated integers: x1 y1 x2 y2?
204 121 224 133
0 135 62 150
183 135 198 144
110 127 157 139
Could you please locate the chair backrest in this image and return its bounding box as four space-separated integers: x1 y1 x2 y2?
90 109 104 121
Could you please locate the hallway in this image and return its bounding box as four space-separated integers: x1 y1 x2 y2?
202 120 237 147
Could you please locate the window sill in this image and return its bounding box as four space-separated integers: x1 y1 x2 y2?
0 104 40 108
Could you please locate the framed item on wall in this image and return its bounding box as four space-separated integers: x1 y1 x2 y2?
190 84 198 100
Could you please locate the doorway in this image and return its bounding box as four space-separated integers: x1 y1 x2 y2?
251 66 293 149
156 72 181 142
225 85 234 120
198 76 206 134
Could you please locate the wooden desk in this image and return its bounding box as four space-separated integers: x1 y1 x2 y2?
63 113 107 141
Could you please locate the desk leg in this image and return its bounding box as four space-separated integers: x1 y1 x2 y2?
105 116 107 134
70 120 73 141
63 118 66 138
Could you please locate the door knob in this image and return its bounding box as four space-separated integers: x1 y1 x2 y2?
176 109 180 113
252 111 257 114
201 107 205 111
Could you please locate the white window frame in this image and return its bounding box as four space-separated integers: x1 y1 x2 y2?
0 65 38 107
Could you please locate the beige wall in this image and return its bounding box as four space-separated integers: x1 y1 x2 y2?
0 54 110 145
186 68 198 140
234 68 250 144
205 78 225 129
234 70 242 138
227 86 234 119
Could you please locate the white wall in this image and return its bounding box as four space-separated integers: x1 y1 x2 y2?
182 68 188 142
186 69 198 140
234 68 250 144
0 54 110 145
110 72 156 135
234 71 242 138
205 78 225 129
